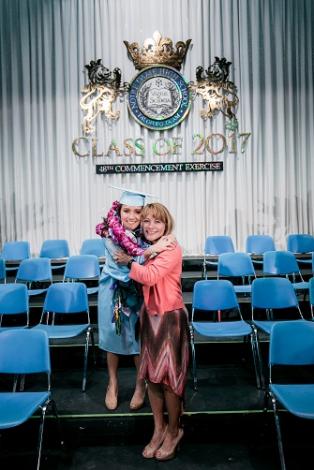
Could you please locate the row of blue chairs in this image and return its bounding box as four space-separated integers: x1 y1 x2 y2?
190 278 314 469
0 238 106 263
210 250 313 294
203 234 314 275
0 281 96 466
204 233 314 255
191 277 314 388
0 329 61 469
0 282 95 393
2 234 314 262
0 254 100 295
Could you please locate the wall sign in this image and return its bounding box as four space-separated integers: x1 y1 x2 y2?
76 31 246 174
96 161 223 174
80 31 239 134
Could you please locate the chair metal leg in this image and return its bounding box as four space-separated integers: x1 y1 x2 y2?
270 393 287 470
202 260 207 279
249 333 261 389
36 399 64 469
263 389 269 414
252 326 265 389
36 402 48 470
82 327 92 392
50 399 64 448
189 325 197 391
19 374 26 391
90 327 96 366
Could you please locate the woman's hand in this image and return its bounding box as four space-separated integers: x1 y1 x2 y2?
145 234 177 258
114 250 132 265
154 234 177 253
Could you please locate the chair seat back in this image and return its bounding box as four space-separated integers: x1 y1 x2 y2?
0 258 5 282
16 257 52 283
64 255 100 280
246 235 275 254
263 250 300 276
218 252 255 277
40 239 70 258
0 284 28 315
192 279 239 312
204 236 235 256
1 241 30 261
287 234 314 254
270 321 314 367
251 277 299 310
0 329 50 374
80 239 106 257
42 282 89 316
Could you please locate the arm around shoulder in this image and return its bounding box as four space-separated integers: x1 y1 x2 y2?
129 244 182 286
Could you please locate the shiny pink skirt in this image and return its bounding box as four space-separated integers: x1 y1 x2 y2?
138 307 190 397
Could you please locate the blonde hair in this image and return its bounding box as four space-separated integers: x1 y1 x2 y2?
141 203 174 236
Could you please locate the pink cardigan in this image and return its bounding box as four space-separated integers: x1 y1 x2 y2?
129 243 185 316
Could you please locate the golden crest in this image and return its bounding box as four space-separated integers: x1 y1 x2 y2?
191 57 239 122
80 84 120 135
80 60 126 135
124 31 191 71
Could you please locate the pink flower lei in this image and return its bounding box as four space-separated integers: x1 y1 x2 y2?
96 200 145 257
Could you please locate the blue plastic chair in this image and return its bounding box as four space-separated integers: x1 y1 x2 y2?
251 277 304 335
287 233 314 253
33 282 95 392
39 239 70 270
246 235 276 254
246 235 276 265
1 241 31 261
217 252 256 294
287 234 314 267
0 258 5 283
0 284 29 330
191 280 261 390
63 255 100 295
16 258 52 296
80 238 106 257
0 329 60 470
268 321 314 470
251 277 305 387
263 250 309 292
1 241 31 272
309 277 314 320
203 236 235 279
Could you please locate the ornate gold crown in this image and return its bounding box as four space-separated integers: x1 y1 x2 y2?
124 31 191 71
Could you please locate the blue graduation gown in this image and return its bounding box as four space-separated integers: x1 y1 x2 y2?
98 238 143 355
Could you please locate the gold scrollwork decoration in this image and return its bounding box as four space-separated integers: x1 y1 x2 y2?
80 59 128 135
190 57 239 124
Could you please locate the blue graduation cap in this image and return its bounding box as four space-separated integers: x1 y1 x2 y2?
110 185 155 207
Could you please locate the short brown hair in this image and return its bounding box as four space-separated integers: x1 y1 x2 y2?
141 203 174 235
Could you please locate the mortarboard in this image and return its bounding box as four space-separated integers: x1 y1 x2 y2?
110 185 155 207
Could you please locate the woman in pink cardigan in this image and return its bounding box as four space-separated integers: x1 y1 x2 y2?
115 203 189 461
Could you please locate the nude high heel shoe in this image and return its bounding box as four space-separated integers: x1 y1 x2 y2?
154 428 184 461
130 382 147 411
142 426 168 459
104 386 118 411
